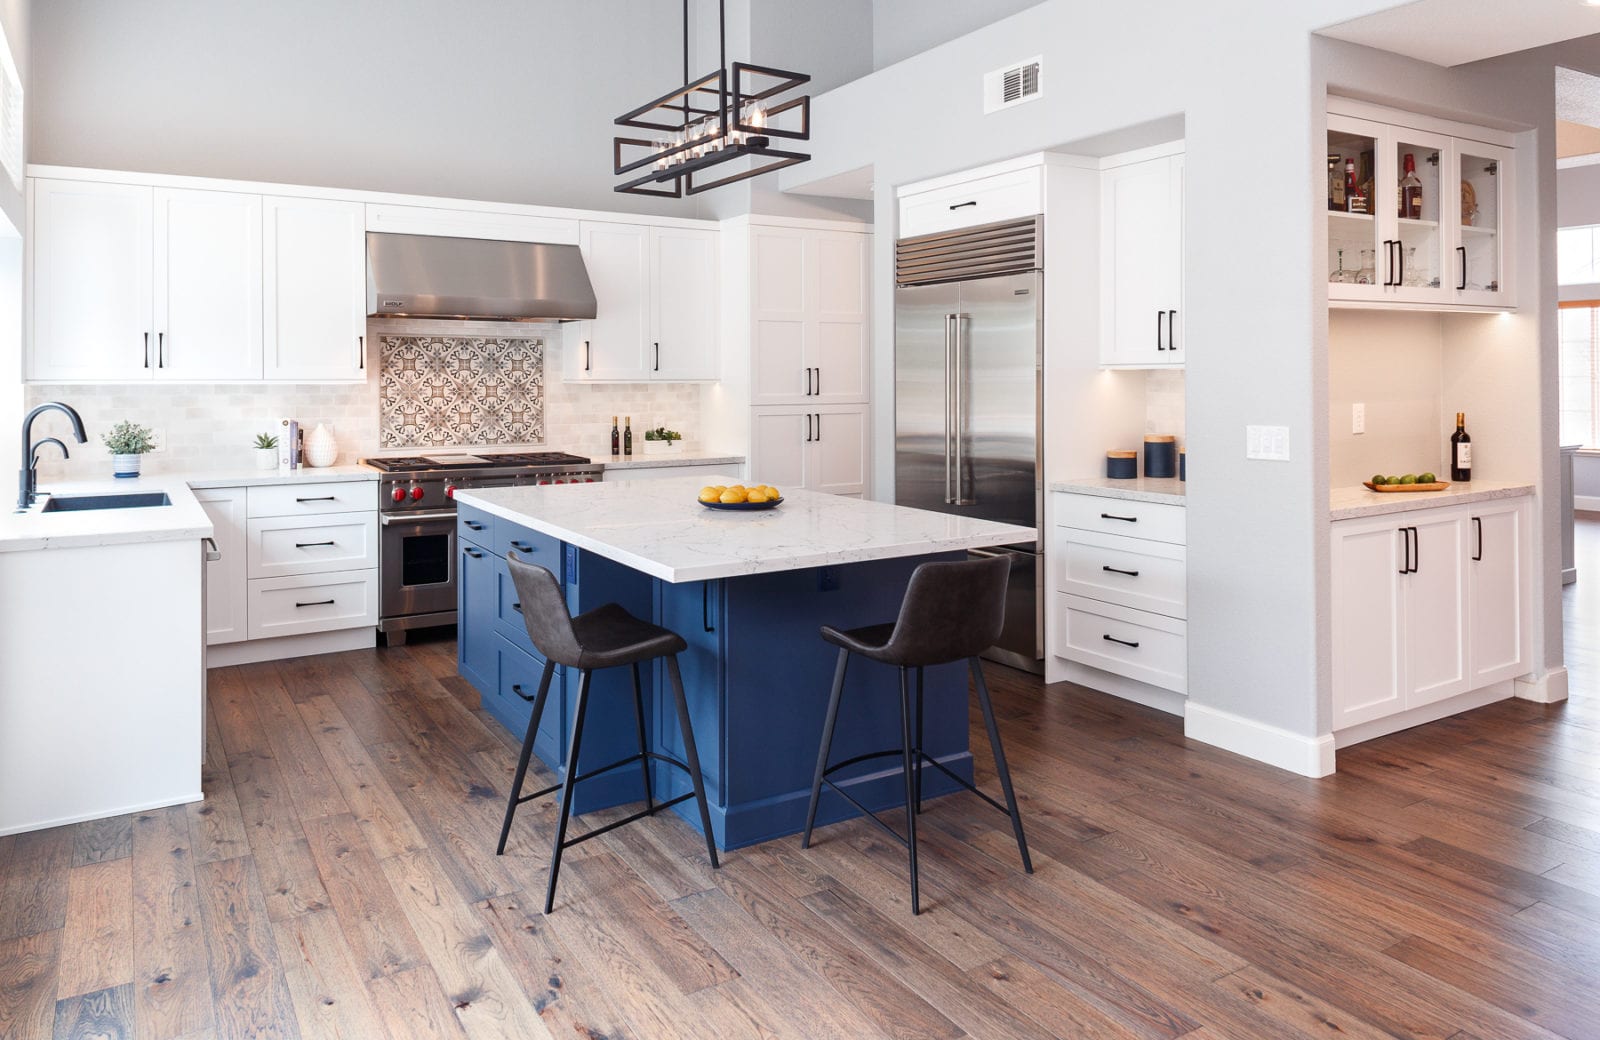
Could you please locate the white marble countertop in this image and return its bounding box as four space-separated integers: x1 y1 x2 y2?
601 453 746 471
1050 476 1187 505
1329 481 1534 521
455 474 1036 583
183 463 380 488
1 474 214 553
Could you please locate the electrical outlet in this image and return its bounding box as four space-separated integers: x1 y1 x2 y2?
1352 403 1365 435
1246 425 1291 461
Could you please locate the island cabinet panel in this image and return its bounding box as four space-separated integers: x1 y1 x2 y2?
457 530 497 695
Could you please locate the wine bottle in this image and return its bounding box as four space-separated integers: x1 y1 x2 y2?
1450 412 1472 482
1328 154 1345 211
610 416 620 456
623 416 633 457
1344 160 1366 214
1400 153 1423 220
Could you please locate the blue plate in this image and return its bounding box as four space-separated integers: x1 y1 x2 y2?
700 496 783 511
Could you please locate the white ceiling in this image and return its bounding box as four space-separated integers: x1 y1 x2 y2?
1318 0 1600 68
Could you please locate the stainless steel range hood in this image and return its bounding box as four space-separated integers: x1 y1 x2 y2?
366 232 598 322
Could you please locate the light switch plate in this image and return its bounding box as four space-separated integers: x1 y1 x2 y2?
1352 403 1365 435
1246 424 1291 461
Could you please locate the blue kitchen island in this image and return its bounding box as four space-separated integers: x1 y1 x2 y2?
453 475 1034 850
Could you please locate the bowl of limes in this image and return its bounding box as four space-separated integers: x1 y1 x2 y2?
698 483 783 510
1364 472 1447 492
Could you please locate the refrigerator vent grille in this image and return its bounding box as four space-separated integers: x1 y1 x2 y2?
895 216 1042 286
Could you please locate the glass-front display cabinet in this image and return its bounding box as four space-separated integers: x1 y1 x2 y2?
1327 107 1514 310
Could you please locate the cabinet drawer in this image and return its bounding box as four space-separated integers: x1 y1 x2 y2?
1056 494 1186 545
494 635 562 762
1056 529 1186 619
899 168 1042 238
458 508 495 549
247 480 376 518
1055 593 1186 694
247 568 377 639
247 512 378 579
495 520 560 565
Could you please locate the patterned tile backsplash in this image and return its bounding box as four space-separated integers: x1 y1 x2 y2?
379 335 546 448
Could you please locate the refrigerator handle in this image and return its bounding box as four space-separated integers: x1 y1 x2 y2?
943 313 955 504
953 313 974 506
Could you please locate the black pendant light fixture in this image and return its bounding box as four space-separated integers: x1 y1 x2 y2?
614 0 811 197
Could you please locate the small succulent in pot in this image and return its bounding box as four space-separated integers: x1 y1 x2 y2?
253 432 279 450
253 431 280 470
103 420 157 479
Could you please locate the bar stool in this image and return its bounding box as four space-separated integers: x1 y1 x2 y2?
496 553 719 913
801 554 1032 914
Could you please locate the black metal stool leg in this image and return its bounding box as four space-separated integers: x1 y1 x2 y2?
630 662 655 815
914 666 925 815
664 655 719 869
497 659 555 855
545 668 593 914
802 648 850 848
898 666 921 914
970 657 1032 874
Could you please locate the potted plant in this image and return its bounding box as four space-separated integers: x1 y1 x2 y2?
643 426 683 455
253 432 279 470
102 420 157 479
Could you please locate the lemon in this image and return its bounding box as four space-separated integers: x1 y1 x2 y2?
747 490 768 503
719 487 748 504
764 485 781 499
698 486 721 503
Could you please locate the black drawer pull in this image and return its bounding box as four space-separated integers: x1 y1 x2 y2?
295 599 335 608
296 496 337 503
509 540 534 552
511 683 537 702
948 200 978 210
512 602 523 613
294 540 336 549
1102 634 1140 649
1102 565 1140 577
464 547 484 559
1472 516 1483 562
464 520 485 531
1100 513 1138 523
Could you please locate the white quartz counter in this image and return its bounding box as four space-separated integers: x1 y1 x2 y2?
1329 481 1534 521
183 463 379 488
456 475 1036 583
1050 476 1187 505
602 453 746 472
0 474 214 553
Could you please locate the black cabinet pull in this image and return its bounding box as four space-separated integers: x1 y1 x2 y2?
158 332 165 368
1411 526 1419 573
1472 516 1483 561
814 367 820 395
703 582 715 633
814 413 821 441
509 540 534 552
464 547 484 559
1102 565 1140 577
511 683 536 702
804 367 812 396
295 496 336 503
805 413 813 442
1100 512 1137 523
464 520 485 530
1167 310 1177 350
1398 527 1410 574
358 334 365 371
1398 526 1419 574
1156 310 1164 351
1397 243 1405 287
654 342 660 372
949 200 978 210
294 540 336 549
1457 246 1468 291
1102 634 1140 649
512 602 522 613
144 332 151 368
294 599 335 608
584 340 591 372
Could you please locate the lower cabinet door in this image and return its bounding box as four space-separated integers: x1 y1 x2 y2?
1330 519 1406 730
808 405 868 496
195 487 248 645
246 568 377 639
1468 499 1532 687
495 636 563 766
1403 512 1470 709
458 543 496 693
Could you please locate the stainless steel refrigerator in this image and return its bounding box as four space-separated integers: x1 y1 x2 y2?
895 217 1043 673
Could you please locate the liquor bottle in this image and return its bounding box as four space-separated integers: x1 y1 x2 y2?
610 416 620 456
623 416 633 457
1328 154 1345 211
1400 153 1423 220
1344 160 1366 214
1450 412 1472 482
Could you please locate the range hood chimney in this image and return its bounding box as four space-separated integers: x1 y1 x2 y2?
366 232 598 322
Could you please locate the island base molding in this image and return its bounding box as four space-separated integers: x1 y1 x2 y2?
1051 659 1186 718
1184 703 1336 779
1515 667 1568 704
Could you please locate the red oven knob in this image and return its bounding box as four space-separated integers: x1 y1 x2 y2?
391 486 405 503
553 478 565 485
445 485 457 499
585 477 595 483
409 486 425 502
538 479 550 485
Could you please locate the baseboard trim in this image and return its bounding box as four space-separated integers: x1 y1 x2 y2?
0 790 204 838
1184 702 1335 778
207 627 376 667
1516 667 1569 704
1575 495 1600 512
1054 659 1187 718
1336 682 1510 749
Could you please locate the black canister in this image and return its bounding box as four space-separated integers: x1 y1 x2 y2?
1144 436 1177 478
1106 450 1138 479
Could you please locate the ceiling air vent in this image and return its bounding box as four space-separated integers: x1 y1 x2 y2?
984 56 1042 115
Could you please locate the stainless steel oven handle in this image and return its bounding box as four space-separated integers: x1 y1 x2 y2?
380 510 457 526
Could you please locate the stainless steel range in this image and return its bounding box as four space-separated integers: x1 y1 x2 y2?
365 452 602 642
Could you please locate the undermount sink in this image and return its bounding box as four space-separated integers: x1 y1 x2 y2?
40 492 173 512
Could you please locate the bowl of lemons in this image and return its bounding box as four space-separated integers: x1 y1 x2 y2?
698 483 783 510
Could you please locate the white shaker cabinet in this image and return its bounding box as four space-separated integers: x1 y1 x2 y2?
749 226 869 405
749 404 868 497
195 487 249 646
1467 498 1533 688
652 226 720 380
1100 147 1184 369
262 196 367 381
27 179 154 381
155 188 263 381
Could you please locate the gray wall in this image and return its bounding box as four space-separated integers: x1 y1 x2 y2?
28 0 873 218
1559 162 1600 227
871 0 1047 70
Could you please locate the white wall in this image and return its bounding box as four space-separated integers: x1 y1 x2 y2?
1558 163 1600 227
871 0 1048 70
0 0 24 482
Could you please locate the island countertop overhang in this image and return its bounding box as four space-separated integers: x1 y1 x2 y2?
454 475 1037 583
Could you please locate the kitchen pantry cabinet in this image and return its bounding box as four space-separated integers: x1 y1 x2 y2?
1330 496 1531 731
29 181 264 381
1326 102 1514 310
748 226 870 406
1099 146 1184 368
564 221 719 382
750 405 868 497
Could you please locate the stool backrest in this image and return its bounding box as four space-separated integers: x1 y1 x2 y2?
883 554 1010 666
506 553 583 666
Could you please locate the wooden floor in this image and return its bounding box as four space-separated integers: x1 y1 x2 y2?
6 540 1600 1040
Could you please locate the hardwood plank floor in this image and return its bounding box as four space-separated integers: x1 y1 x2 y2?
5 526 1600 1038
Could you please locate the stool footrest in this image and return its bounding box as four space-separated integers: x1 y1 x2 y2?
821 776 910 850
512 750 702 807
561 791 698 849
823 746 1014 821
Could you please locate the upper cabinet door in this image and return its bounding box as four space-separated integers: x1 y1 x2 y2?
1100 153 1182 368
750 227 872 403
569 222 651 381
1327 115 1388 305
810 232 870 402
154 189 263 381
1385 128 1450 305
750 227 809 404
262 196 366 382
1453 141 1513 308
650 226 719 380
28 179 154 381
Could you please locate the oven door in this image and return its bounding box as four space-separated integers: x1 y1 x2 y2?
380 511 458 623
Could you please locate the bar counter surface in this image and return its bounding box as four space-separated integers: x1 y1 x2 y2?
452 475 1035 850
